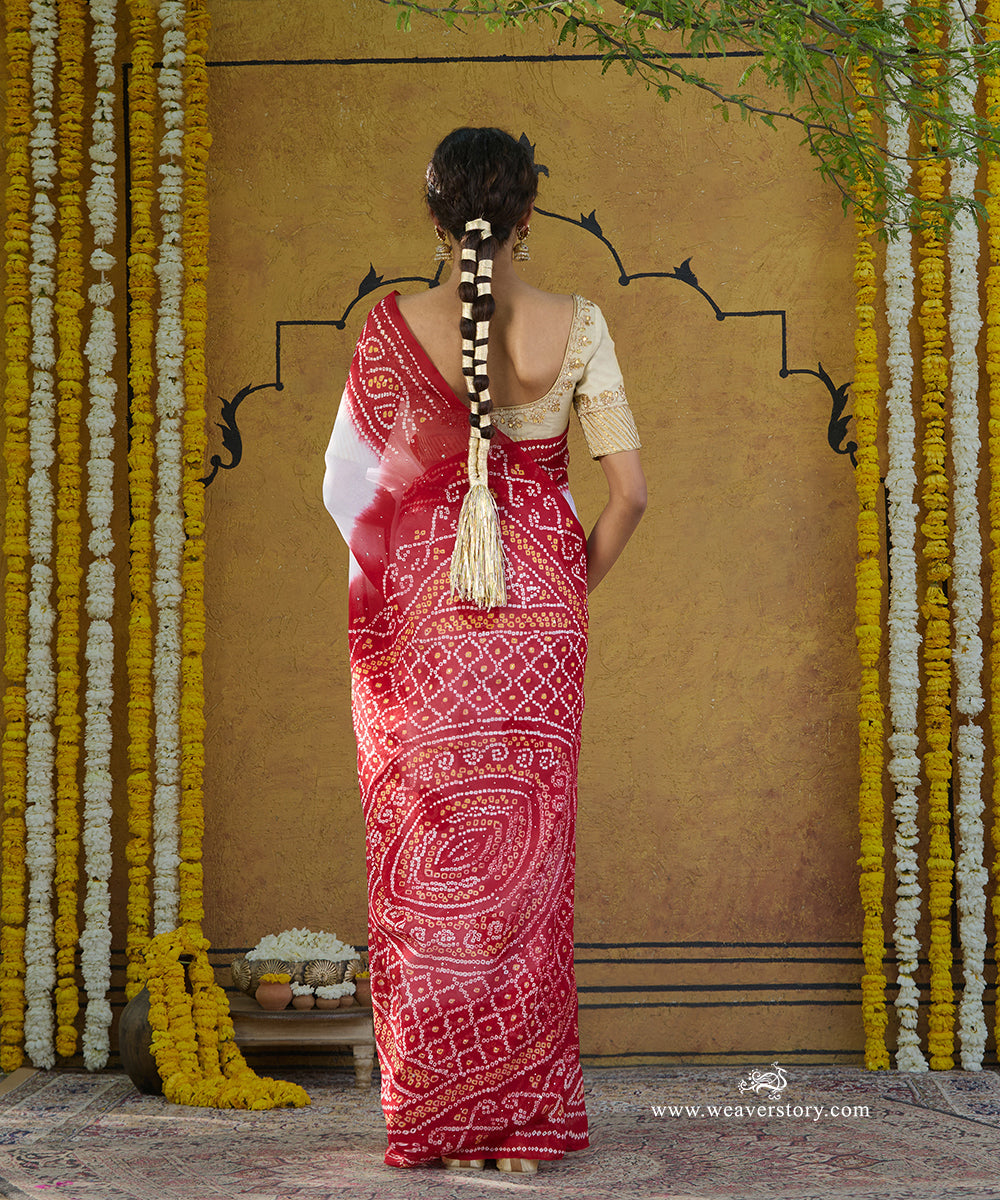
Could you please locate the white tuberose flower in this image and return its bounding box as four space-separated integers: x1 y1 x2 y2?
247 928 357 963
80 0 119 1072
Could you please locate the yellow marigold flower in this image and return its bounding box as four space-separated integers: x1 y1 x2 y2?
850 49 889 1071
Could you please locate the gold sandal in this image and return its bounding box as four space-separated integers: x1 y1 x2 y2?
442 1157 486 1170
497 1158 539 1174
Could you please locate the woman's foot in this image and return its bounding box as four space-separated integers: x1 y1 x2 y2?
497 1158 539 1174
442 1157 486 1170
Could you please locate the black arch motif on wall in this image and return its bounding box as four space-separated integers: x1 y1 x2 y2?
121 51 856 483
115 49 873 1047
200 193 856 486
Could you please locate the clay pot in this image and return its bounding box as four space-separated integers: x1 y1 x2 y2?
255 981 292 1011
315 996 341 1010
354 979 372 1006
118 986 163 1096
119 954 195 1095
291 993 315 1010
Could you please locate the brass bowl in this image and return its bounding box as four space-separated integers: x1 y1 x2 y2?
231 955 365 997
230 956 252 993
303 960 347 988
231 958 294 996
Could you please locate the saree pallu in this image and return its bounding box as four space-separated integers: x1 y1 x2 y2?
324 292 590 1166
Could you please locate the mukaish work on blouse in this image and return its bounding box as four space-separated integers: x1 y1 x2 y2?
323 288 638 1167
489 294 641 459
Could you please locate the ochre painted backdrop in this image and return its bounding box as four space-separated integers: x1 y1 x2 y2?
189 2 862 1064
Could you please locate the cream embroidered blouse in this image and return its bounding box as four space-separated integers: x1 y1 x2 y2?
490 295 641 458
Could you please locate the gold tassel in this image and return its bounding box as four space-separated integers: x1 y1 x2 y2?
450 439 506 607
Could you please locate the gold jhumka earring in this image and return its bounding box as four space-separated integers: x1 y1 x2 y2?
513 224 531 262
433 227 452 262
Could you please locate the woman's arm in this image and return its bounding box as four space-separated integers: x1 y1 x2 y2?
586 448 647 593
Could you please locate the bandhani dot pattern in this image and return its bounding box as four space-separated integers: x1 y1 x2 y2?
323 292 590 1166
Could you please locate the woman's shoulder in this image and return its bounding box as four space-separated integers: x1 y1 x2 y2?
504 286 576 341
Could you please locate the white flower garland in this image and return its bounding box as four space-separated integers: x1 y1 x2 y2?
151 0 186 935
882 5 925 1073
947 0 987 1070
23 0 59 1071
80 0 118 1070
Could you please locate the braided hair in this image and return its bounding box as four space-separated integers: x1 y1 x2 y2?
425 129 538 607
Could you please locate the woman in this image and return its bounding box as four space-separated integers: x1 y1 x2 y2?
323 128 646 1172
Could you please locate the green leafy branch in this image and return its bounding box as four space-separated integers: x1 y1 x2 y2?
385 0 1000 229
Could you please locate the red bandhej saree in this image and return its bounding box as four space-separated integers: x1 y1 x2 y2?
324 292 589 1166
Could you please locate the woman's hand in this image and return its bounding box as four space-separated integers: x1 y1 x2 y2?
585 449 647 594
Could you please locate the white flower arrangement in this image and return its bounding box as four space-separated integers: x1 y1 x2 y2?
151 0 186 936
315 983 356 1001
290 983 314 997
80 0 119 1071
24 0 59 1072
246 928 357 963
882 36 925 1073
948 0 987 1071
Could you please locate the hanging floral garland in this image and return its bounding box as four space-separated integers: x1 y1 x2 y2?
24 0 58 1071
947 0 987 1071
985 0 1000 1056
851 52 889 1071
1 0 32 1075
144 927 310 1108
53 0 87 1061
80 0 118 1071
882 0 925 1073
151 0 186 936
178 0 210 930
125 0 157 998
916 12 955 1070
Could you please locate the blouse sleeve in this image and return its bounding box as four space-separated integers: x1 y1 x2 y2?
572 305 641 459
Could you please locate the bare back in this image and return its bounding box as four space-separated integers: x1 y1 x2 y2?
396 282 575 411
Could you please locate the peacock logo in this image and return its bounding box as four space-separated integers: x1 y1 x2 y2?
736 1063 788 1098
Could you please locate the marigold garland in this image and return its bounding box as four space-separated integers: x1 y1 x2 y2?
1 0 33 1075
178 0 211 931
851 62 890 1074
144 928 310 1109
916 9 955 1070
985 0 1000 1055
851 52 889 1071
125 0 158 997
53 0 87 1062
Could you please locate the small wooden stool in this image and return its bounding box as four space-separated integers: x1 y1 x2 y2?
228 994 376 1089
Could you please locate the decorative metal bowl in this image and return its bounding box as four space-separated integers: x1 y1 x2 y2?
231 955 367 997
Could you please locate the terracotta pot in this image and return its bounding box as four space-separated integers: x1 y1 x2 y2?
291 993 315 1010
255 981 292 1011
118 986 163 1096
315 996 340 1010
354 979 372 1006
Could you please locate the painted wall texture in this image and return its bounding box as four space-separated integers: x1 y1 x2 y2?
195 1 863 1064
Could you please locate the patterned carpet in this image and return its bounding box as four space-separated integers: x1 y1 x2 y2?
3 1067 1000 1200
